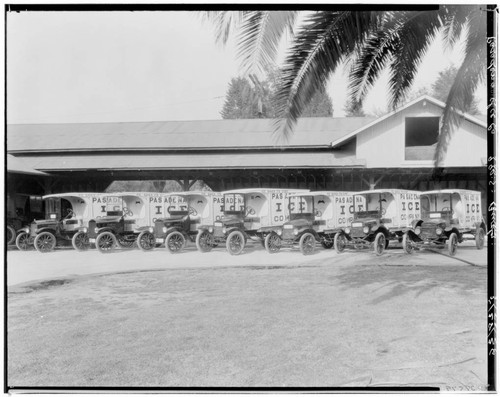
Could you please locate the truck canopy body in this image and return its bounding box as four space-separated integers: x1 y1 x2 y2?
42 192 105 225
420 189 482 229
222 188 308 230
158 191 224 232
287 191 365 231
353 189 421 229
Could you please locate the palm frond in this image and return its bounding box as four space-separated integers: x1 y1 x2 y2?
273 11 383 142
386 10 443 108
348 11 407 104
237 11 298 75
200 11 250 45
435 7 486 166
440 5 474 50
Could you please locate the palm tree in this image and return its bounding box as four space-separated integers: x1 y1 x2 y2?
204 6 486 166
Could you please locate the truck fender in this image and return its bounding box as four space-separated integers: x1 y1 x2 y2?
298 229 320 240
37 227 57 235
17 226 30 234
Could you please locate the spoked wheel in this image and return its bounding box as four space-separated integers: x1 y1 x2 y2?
16 232 32 251
34 231 57 253
264 232 281 254
6 225 16 245
475 228 485 250
96 232 117 253
374 232 386 256
166 231 186 253
72 231 90 251
117 235 135 249
196 230 214 253
226 230 245 255
299 232 316 255
402 233 413 255
448 232 458 256
137 231 155 251
334 233 347 254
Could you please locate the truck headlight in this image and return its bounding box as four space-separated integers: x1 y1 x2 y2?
371 225 378 232
277 229 282 236
162 226 167 233
345 228 351 235
208 226 213 233
436 227 443 235
363 226 369 234
82 227 88 233
222 227 227 234
293 229 299 235
94 227 99 233
415 227 421 235
149 227 154 233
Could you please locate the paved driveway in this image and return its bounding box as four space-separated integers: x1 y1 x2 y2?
7 240 488 287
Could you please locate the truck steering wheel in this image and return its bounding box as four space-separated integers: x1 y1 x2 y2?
245 207 256 216
123 207 133 216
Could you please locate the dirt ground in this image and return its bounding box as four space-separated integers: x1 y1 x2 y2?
6 241 490 389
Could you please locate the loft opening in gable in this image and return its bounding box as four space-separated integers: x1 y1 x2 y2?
405 116 440 161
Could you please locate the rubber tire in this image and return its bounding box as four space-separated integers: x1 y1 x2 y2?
137 231 156 251
196 230 213 253
16 231 32 251
334 233 347 254
6 225 16 245
226 230 245 256
374 232 386 256
264 232 281 253
299 232 316 255
166 231 186 253
96 232 117 253
34 231 57 253
72 231 90 251
448 232 458 256
475 228 485 250
402 233 413 255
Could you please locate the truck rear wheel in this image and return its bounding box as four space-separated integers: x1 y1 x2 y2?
166 231 185 253
374 232 386 256
299 232 316 255
6 225 16 245
475 228 485 250
264 232 281 253
321 239 334 249
226 230 245 255
448 232 458 256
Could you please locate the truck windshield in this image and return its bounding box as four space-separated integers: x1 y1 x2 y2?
105 197 123 216
223 193 245 214
167 195 189 215
421 193 454 217
353 193 387 218
289 195 314 216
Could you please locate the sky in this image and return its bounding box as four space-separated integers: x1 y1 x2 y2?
6 9 487 124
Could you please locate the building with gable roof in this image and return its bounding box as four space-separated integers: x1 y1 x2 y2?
6 96 487 223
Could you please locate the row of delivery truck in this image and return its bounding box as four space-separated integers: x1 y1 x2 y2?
7 188 486 257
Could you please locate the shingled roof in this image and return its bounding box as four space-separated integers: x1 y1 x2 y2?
7 117 375 153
